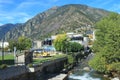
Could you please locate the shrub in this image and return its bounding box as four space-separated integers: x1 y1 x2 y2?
27 63 33 68
0 64 8 69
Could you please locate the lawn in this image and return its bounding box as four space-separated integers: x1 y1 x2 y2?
33 54 66 64
0 54 14 65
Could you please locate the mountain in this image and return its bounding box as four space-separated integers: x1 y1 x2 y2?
4 4 111 40
0 23 23 40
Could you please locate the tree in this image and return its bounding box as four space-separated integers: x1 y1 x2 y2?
9 36 32 51
53 34 68 52
9 40 19 51
89 13 120 74
68 42 83 52
53 34 83 52
18 36 32 51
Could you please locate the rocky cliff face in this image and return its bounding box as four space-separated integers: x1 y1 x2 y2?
0 23 22 40
4 4 110 40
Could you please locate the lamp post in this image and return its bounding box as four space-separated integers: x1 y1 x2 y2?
14 47 16 64
2 36 5 64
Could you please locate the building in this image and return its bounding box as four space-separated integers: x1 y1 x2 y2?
51 32 84 45
70 35 84 45
83 37 89 47
32 40 42 49
86 30 95 41
42 38 53 45
0 42 9 48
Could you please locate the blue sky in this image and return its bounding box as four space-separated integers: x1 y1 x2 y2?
0 0 120 25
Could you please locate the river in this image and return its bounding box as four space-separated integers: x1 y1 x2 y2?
68 53 109 80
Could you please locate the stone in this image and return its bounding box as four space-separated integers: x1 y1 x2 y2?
103 74 108 78
111 77 119 80
83 67 91 71
29 68 35 72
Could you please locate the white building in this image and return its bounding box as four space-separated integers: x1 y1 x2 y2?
83 37 89 47
0 42 9 48
51 32 84 45
66 32 74 38
32 40 42 49
51 35 57 40
70 35 84 45
92 30 96 41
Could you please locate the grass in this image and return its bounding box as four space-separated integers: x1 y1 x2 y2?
0 54 14 65
33 54 66 64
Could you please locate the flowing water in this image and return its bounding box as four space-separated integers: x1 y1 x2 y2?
68 53 109 80
68 69 109 80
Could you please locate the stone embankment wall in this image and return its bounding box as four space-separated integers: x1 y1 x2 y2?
41 57 67 73
0 57 67 80
0 66 28 80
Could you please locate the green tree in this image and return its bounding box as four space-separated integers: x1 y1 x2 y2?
53 34 83 52
68 42 83 52
18 36 32 51
53 34 68 52
9 36 32 51
9 40 18 51
89 13 120 74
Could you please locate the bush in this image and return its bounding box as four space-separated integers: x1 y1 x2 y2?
67 54 74 64
108 62 120 72
27 63 33 68
0 64 8 69
89 54 107 73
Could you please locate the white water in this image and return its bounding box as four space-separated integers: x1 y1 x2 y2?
68 54 109 80
69 73 101 80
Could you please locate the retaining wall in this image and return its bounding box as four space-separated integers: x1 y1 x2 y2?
0 57 67 80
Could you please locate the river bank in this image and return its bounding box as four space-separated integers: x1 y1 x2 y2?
67 53 111 80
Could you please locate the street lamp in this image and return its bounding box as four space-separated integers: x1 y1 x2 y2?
14 47 16 64
2 36 5 64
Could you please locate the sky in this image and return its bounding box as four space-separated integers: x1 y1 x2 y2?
0 0 120 26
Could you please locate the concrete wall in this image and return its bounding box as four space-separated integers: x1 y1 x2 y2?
16 51 33 65
16 54 25 64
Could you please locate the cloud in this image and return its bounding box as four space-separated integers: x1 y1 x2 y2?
0 1 40 24
0 11 32 24
16 0 59 10
0 0 14 4
15 1 49 11
1 0 119 25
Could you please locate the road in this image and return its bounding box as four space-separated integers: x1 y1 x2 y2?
0 51 12 56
